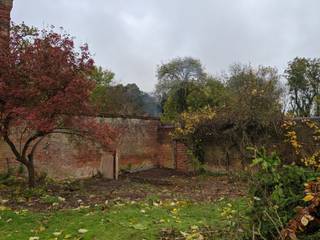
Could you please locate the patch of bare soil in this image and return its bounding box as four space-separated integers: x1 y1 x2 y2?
0 168 247 211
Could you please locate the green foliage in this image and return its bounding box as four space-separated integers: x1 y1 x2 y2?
226 64 283 128
162 62 283 165
248 149 319 239
89 66 161 116
160 74 228 123
187 77 230 111
156 57 207 99
90 67 114 110
17 163 24 175
156 57 208 118
301 231 320 240
0 173 12 183
40 194 59 204
92 80 161 116
250 148 281 172
186 148 203 172
159 61 282 125
285 57 320 117
22 187 47 199
90 66 114 87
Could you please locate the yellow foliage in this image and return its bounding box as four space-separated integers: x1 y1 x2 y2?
173 106 216 138
282 118 320 168
283 120 302 154
303 194 314 202
302 151 320 169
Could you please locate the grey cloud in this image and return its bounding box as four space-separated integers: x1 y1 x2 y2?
12 0 320 91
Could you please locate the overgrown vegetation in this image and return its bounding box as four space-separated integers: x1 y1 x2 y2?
164 61 283 167
247 149 319 239
244 119 320 239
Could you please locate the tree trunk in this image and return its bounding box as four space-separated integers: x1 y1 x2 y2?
26 161 35 188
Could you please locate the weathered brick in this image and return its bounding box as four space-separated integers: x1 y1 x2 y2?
0 117 191 179
0 0 12 49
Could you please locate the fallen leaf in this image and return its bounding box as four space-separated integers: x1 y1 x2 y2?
78 228 88 234
132 223 147 230
64 234 72 239
303 194 314 202
301 216 309 226
29 237 40 240
53 232 62 236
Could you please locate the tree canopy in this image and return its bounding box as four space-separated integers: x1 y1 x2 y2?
285 57 320 117
155 57 207 106
0 24 115 187
168 63 283 163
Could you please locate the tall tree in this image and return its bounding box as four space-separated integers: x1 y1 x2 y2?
226 64 283 128
155 57 207 108
285 57 320 117
0 24 115 187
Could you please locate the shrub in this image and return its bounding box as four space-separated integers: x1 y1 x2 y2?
248 149 319 239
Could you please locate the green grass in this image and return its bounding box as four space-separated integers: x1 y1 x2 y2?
0 198 249 240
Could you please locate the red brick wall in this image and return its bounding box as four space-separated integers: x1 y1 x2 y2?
0 118 191 179
175 141 192 172
157 126 175 169
0 131 105 179
107 118 162 172
0 0 12 50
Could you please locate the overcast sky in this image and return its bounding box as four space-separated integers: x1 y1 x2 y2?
12 0 320 92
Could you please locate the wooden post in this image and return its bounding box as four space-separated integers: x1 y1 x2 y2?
173 140 177 169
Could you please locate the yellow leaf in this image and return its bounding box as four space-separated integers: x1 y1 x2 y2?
301 216 309 226
303 194 314 202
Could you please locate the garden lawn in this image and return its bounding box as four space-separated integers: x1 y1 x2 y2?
0 197 249 240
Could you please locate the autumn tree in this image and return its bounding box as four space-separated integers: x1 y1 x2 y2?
226 64 283 128
0 24 115 187
285 57 320 117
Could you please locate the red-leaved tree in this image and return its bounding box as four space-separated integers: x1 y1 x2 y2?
0 24 116 187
